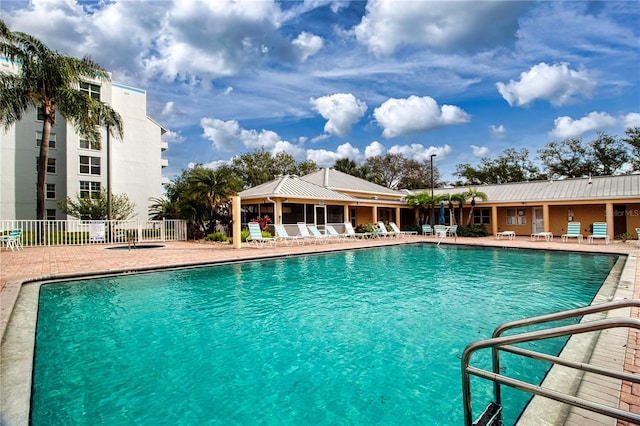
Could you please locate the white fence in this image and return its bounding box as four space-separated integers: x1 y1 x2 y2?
0 219 188 247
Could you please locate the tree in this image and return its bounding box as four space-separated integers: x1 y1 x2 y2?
148 197 181 220
441 192 467 225
186 165 243 234
589 132 629 175
622 127 640 171
366 153 406 189
538 138 594 179
455 148 543 185
57 189 135 220
296 159 319 176
405 191 438 225
462 188 488 226
231 149 318 187
0 20 123 220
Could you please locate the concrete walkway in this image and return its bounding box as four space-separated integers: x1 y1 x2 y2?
1 235 639 425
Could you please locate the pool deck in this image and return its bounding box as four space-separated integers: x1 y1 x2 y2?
1 235 639 425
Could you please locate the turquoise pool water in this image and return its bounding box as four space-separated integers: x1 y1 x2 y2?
32 245 617 425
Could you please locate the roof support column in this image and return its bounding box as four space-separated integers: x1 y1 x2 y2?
344 205 349 224
543 204 550 232
605 202 614 241
373 206 378 224
491 205 498 236
395 206 401 228
232 195 241 249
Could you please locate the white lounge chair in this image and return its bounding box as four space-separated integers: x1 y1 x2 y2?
246 222 276 248
374 222 398 238
496 230 515 240
296 223 321 244
344 222 372 239
561 222 583 243
307 224 333 244
389 222 417 237
0 229 23 251
325 225 348 240
636 228 640 246
273 224 303 246
587 222 609 245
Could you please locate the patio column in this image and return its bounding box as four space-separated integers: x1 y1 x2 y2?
373 206 378 224
605 202 614 240
344 205 349 223
395 207 401 227
543 204 550 232
491 205 498 236
232 195 241 249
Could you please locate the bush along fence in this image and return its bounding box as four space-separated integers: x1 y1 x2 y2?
0 219 188 248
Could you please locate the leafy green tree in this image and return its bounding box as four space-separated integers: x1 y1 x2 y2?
148 197 181 220
186 165 243 234
57 189 135 220
538 138 594 179
455 148 542 185
405 191 438 225
589 132 629 175
441 192 467 225
231 149 318 187
622 127 640 171
0 20 123 220
462 188 488 226
296 159 319 176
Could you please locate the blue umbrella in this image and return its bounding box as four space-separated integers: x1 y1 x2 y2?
439 201 446 224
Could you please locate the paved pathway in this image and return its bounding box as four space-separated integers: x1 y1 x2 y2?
1 235 639 425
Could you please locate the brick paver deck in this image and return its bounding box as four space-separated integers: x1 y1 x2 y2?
1 235 639 425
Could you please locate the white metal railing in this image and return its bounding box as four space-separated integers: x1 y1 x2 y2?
0 219 187 247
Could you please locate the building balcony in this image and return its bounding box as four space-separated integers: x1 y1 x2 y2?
160 141 168 151
161 158 169 168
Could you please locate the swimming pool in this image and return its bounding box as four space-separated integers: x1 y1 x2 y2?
31 245 617 425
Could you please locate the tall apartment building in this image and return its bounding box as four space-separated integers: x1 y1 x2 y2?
0 60 168 221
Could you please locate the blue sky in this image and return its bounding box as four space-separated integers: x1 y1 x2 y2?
2 0 639 182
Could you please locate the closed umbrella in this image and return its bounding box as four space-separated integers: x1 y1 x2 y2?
439 202 446 224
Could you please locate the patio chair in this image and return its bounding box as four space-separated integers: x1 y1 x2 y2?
273 224 303 246
344 222 372 239
325 225 348 240
389 222 417 238
246 222 276 248
374 222 398 238
561 222 583 243
422 224 433 236
433 225 447 238
446 225 458 240
496 230 516 240
296 223 320 244
636 228 640 246
0 229 23 251
587 222 609 245
307 225 333 244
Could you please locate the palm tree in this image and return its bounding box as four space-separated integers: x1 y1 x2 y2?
463 188 488 226
148 197 181 220
186 166 242 234
405 191 438 225
442 193 467 225
0 20 123 220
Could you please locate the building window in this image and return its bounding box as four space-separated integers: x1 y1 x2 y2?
80 181 101 198
79 138 100 150
37 107 45 121
38 157 56 174
506 208 527 225
46 209 56 220
46 183 56 199
327 205 344 223
36 132 56 148
80 82 101 100
473 208 491 225
80 155 101 175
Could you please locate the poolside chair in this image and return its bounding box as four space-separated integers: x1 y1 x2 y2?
325 225 348 240
374 222 398 238
296 223 319 244
561 222 583 243
307 225 333 244
446 225 458 240
636 228 640 246
389 222 417 238
587 222 609 245
246 222 276 248
433 225 447 238
344 222 372 239
0 229 23 251
273 224 303 246
422 224 433 236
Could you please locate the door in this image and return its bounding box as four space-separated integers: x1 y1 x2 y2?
532 208 544 233
614 204 627 236
315 205 326 227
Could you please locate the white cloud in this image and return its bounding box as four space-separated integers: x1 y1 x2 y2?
310 93 367 137
292 32 323 61
306 142 362 168
388 143 450 163
353 0 527 55
471 145 490 157
489 125 506 139
622 112 640 129
162 130 185 144
200 118 242 151
550 111 617 139
364 141 386 158
496 62 596 107
373 95 470 138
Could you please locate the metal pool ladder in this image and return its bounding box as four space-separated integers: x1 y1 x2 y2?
461 299 640 426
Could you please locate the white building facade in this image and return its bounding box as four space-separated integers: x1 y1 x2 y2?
0 64 168 221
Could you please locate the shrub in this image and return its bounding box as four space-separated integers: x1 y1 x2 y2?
403 224 421 233
240 229 250 242
356 223 376 233
205 231 229 242
615 232 636 242
457 225 489 237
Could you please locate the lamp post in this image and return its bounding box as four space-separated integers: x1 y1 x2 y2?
430 153 436 225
